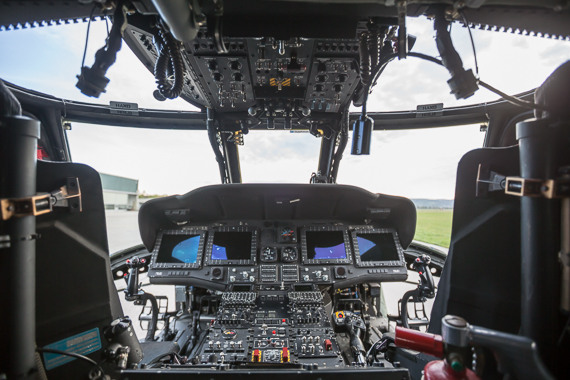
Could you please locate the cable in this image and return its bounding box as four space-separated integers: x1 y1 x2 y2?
80 5 97 69
366 334 394 361
37 347 107 379
369 51 550 112
478 80 550 111
154 28 185 99
105 15 110 37
140 292 159 342
359 31 372 87
36 347 98 366
459 10 479 76
76 2 126 98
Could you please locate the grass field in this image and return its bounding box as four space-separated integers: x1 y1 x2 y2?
415 209 453 248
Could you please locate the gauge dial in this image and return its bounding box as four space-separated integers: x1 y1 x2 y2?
261 246 278 262
279 226 297 243
281 246 298 262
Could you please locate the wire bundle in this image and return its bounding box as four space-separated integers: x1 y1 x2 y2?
154 28 185 100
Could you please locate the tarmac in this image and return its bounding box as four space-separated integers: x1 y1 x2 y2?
105 209 143 253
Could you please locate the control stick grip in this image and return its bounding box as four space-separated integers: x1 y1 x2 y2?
395 326 444 358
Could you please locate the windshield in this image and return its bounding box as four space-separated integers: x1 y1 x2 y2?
64 120 480 251
0 15 567 252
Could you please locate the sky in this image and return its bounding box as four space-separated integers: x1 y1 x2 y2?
1 15 569 199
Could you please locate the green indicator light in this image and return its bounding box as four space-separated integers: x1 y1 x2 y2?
451 360 464 372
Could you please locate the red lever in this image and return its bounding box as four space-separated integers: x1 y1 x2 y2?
282 347 289 362
395 326 444 358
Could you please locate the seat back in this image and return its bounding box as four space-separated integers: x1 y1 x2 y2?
428 146 521 334
35 161 123 378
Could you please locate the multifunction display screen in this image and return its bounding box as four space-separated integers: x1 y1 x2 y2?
211 231 253 261
157 234 201 264
305 231 347 260
355 232 400 262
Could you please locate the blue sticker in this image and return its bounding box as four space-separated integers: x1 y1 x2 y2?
43 328 102 370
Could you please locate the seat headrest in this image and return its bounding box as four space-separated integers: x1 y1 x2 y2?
535 60 570 119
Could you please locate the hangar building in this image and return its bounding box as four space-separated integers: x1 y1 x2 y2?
100 173 139 210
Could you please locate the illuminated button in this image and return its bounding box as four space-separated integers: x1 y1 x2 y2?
282 319 286 324
253 349 261 362
324 339 332 351
272 330 276 335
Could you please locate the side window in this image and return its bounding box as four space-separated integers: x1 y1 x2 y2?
339 124 485 248
65 122 220 252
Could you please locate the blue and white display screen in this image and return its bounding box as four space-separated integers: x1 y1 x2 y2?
211 231 252 261
356 233 400 262
306 231 347 260
157 234 201 264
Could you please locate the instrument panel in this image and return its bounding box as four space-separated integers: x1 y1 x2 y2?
148 222 407 289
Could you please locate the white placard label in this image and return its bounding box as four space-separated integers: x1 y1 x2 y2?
110 101 139 116
416 103 443 118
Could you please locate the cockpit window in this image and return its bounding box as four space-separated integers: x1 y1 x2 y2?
339 124 485 199
0 19 195 111
239 130 321 183
340 123 485 248
2 17 569 113
65 122 221 252
356 17 570 112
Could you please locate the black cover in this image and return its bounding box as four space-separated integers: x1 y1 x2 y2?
139 184 416 252
0 79 22 116
534 60 570 119
34 161 123 378
429 146 521 335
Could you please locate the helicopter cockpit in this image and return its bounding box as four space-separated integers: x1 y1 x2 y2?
1 1 569 379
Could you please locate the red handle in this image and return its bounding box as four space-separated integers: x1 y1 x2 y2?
395 326 444 358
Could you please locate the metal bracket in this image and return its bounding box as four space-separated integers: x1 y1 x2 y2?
505 177 570 199
50 177 82 212
475 164 506 197
0 177 82 220
1 193 51 220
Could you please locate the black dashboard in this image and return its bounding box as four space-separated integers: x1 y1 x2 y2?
149 223 407 289
141 184 416 290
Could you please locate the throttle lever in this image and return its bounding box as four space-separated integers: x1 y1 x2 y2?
123 256 159 342
334 311 367 365
125 256 146 301
413 254 435 298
